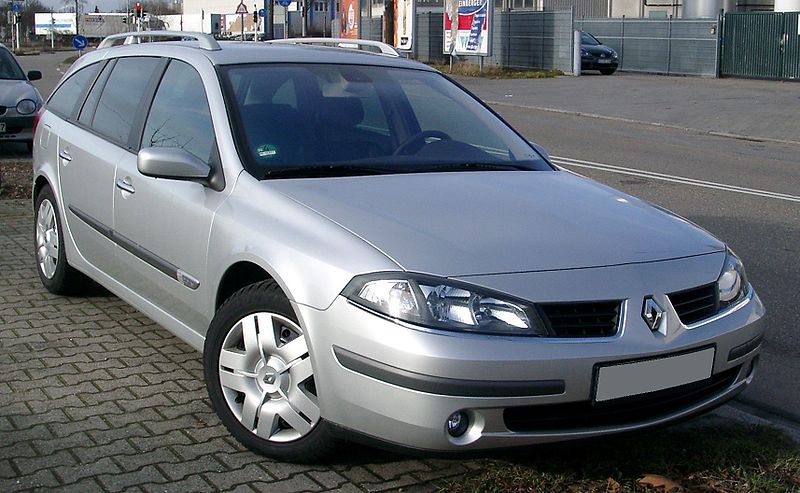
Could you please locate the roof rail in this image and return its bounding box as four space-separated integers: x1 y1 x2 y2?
97 31 221 51
265 38 400 57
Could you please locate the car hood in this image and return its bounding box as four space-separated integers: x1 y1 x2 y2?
270 171 724 277
582 44 615 56
0 79 41 105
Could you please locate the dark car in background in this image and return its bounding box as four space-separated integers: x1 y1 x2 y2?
0 43 42 150
581 32 618 75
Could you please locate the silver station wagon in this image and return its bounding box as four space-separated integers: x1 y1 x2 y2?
32 32 765 462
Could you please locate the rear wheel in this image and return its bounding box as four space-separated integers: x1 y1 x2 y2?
600 68 616 75
204 280 336 462
34 185 93 295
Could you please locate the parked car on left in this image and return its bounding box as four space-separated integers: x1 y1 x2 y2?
0 43 42 150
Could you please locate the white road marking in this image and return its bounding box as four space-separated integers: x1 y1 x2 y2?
552 155 800 203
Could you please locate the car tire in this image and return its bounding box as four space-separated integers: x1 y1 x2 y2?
34 185 93 295
600 68 616 75
204 280 337 463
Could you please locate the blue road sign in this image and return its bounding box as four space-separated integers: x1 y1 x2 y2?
72 35 88 50
11 3 21 13
276 0 292 7
258 8 266 17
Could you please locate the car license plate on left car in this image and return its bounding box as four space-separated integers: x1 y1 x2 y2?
599 59 612 64
594 347 715 402
0 123 5 133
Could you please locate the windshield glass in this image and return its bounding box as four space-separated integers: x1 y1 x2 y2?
581 32 601 46
0 48 26 80
220 64 551 179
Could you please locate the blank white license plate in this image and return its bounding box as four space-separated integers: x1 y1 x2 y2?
0 123 5 133
595 347 715 402
599 59 612 63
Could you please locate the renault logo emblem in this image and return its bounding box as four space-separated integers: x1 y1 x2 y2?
643 297 667 335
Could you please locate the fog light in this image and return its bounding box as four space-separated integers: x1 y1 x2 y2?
446 411 469 437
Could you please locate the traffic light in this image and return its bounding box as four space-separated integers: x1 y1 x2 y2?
253 11 258 23
135 3 142 18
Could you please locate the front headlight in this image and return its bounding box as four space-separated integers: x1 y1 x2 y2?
344 273 547 336
611 51 619 59
718 248 748 308
16 99 37 115
581 49 589 56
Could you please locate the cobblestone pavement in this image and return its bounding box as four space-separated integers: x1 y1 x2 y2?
0 199 480 492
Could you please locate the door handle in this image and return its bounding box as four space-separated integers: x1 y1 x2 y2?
115 178 135 194
58 149 72 162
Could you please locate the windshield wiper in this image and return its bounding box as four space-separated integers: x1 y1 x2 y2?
264 164 392 179
408 162 531 172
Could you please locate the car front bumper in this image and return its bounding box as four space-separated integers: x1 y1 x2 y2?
581 57 619 71
0 114 34 142
296 260 765 452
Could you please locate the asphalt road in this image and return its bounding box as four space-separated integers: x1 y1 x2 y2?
9 53 800 423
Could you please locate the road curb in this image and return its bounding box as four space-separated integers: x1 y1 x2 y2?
486 100 800 147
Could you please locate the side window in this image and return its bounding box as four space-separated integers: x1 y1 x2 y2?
78 61 115 126
92 57 161 147
46 62 103 118
141 60 215 164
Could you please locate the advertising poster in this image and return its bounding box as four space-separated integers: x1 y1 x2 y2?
394 0 414 51
340 0 359 39
443 0 492 56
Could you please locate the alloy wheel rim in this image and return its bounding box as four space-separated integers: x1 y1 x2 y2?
219 312 320 442
36 199 59 279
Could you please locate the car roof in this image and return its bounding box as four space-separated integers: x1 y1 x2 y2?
77 38 435 73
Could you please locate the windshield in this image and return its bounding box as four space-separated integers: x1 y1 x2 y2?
220 63 551 179
0 48 26 80
581 32 601 46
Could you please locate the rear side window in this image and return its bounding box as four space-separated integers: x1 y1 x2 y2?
47 62 103 118
141 60 215 164
91 57 160 147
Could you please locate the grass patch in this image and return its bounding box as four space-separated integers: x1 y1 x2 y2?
439 424 800 492
0 160 32 200
427 62 562 79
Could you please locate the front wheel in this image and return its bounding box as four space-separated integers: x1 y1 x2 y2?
204 281 336 462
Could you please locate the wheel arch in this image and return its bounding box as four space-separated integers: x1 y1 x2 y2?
33 173 51 203
215 260 277 310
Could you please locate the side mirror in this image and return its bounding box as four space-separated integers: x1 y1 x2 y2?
27 70 42 81
137 147 211 184
530 142 551 162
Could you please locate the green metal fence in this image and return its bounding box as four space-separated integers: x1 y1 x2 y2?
721 12 800 81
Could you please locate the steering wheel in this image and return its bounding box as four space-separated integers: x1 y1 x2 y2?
392 130 452 156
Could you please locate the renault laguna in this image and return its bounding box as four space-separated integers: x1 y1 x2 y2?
32 32 764 462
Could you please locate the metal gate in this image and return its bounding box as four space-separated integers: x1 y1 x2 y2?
721 12 800 81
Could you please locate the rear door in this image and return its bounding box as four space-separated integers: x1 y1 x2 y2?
47 60 123 275
113 59 224 330
57 56 163 279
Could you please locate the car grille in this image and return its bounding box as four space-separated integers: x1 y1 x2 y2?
503 365 740 431
669 283 718 325
538 301 621 338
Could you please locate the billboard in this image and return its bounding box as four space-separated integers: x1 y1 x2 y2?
394 0 414 51
34 13 76 36
81 14 129 38
340 0 359 39
443 0 492 56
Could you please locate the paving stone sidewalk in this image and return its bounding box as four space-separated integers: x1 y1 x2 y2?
0 199 478 492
